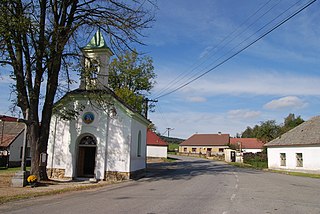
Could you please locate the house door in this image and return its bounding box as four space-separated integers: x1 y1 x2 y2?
231 151 236 162
77 136 97 178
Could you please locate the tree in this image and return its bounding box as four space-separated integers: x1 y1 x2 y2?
256 120 281 143
281 113 304 134
240 114 304 143
241 126 253 138
108 50 156 114
0 0 155 179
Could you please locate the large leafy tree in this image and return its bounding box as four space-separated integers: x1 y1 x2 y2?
0 0 155 179
108 50 156 114
255 120 281 143
240 113 304 142
281 113 304 134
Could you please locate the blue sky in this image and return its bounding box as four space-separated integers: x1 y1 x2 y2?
142 0 320 138
1 0 320 139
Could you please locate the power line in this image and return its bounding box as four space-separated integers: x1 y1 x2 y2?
154 0 317 100
152 0 276 99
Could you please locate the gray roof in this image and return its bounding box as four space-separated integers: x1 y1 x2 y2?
265 116 320 147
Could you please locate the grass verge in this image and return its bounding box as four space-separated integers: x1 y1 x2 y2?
0 181 113 205
229 162 320 179
268 170 320 179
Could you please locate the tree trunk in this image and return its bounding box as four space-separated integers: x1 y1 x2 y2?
29 117 49 180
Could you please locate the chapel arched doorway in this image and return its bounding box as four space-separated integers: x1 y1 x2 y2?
77 135 97 178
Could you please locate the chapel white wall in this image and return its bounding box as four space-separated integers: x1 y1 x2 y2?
47 100 109 179
106 103 131 173
130 117 147 172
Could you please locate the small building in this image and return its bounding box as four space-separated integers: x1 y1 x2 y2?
146 130 168 158
265 116 320 174
230 138 264 153
0 115 30 167
179 133 229 155
47 30 150 181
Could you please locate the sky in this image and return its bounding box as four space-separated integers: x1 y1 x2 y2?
1 0 320 139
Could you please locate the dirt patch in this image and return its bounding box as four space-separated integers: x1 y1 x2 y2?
0 171 112 204
0 173 12 188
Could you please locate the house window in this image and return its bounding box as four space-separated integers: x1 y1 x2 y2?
207 148 212 152
219 148 224 153
137 131 142 157
183 148 187 153
296 153 303 167
192 148 196 153
280 153 286 166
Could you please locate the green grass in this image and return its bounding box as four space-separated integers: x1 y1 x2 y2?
0 167 31 174
167 151 177 155
229 161 267 170
244 161 268 169
269 170 320 179
229 162 320 179
168 143 179 152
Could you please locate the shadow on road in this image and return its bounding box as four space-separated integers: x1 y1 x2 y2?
143 157 264 182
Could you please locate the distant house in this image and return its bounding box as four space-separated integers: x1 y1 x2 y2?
0 115 30 167
265 116 320 174
179 133 229 155
230 138 264 153
146 130 168 158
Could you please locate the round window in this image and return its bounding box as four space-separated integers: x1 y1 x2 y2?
82 112 94 124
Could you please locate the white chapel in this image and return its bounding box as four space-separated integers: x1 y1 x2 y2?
47 30 150 181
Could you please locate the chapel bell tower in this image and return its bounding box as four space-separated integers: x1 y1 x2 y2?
80 29 114 90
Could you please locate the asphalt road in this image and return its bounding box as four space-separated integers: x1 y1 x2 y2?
1 155 320 214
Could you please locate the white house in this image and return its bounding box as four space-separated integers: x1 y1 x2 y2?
0 115 31 167
265 116 320 174
47 30 150 181
230 138 264 153
146 130 168 158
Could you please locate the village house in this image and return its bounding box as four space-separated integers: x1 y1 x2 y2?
265 116 320 174
146 130 168 158
47 30 150 181
179 133 230 155
0 115 30 167
230 138 264 153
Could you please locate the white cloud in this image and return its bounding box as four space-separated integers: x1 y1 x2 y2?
177 71 320 97
263 96 307 110
227 109 261 119
186 96 207 103
149 110 264 139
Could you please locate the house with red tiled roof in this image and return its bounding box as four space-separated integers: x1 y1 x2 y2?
147 130 168 158
179 133 230 155
230 138 264 153
0 115 30 167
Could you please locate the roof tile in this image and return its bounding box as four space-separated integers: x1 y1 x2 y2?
180 134 230 146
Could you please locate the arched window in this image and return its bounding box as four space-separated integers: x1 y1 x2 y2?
89 59 99 79
137 131 142 157
79 136 96 146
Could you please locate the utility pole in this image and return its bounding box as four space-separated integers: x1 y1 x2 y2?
166 127 174 137
144 98 158 119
